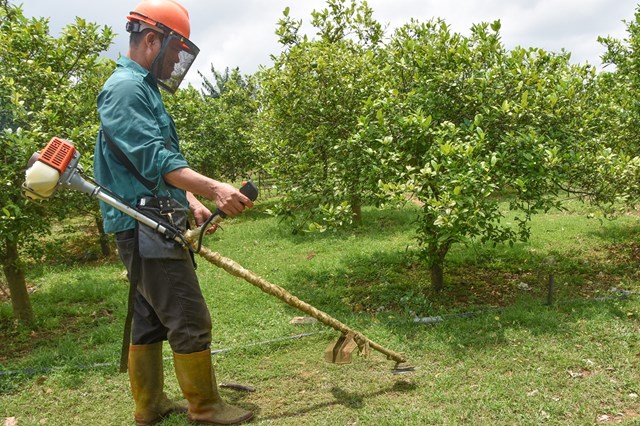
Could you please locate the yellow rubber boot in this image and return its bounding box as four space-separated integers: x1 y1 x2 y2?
128 342 187 426
173 350 253 425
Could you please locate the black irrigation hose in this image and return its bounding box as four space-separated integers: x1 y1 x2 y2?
413 290 638 324
2 291 637 377
0 331 328 378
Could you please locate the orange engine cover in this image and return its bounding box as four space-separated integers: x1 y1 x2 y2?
38 137 76 174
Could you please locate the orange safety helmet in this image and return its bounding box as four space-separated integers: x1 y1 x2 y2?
125 0 199 93
127 0 190 39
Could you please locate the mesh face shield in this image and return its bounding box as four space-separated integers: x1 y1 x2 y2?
127 17 199 94
150 31 199 94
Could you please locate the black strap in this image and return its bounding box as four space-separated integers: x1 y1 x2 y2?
101 126 169 371
101 128 158 192
118 229 141 374
119 273 137 373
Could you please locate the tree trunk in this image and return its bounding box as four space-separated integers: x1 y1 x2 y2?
3 240 34 324
350 195 362 227
428 242 450 292
95 215 111 257
430 261 444 292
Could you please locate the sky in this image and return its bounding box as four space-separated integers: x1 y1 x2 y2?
19 0 640 89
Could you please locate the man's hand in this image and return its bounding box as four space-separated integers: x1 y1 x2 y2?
212 181 254 217
186 192 218 234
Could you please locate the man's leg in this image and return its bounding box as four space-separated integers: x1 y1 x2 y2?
137 256 252 424
117 232 186 426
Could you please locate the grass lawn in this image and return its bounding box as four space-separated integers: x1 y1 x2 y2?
1 199 639 425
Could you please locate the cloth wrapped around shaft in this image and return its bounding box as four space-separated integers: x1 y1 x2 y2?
136 196 189 260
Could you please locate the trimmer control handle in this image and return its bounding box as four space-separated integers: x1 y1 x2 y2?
217 181 259 218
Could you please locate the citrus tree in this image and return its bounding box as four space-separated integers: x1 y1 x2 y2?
255 0 384 231
357 19 598 290
0 1 113 323
587 6 640 209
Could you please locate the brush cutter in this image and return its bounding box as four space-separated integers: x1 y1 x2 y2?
23 137 413 374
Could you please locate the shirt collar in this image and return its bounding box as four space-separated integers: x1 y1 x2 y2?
117 56 158 87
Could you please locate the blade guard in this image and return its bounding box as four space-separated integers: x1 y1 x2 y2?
324 332 358 364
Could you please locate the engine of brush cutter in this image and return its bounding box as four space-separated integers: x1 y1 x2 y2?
23 137 81 200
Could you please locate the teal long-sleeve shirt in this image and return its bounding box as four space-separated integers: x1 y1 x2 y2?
94 56 190 234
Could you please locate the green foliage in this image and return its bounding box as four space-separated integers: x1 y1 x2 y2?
257 1 627 289
0 2 114 246
591 6 640 209
166 68 259 182
256 0 384 231
0 0 114 320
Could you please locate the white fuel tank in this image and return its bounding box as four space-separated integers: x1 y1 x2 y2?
24 160 60 200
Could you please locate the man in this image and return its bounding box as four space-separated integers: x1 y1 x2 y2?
93 0 254 424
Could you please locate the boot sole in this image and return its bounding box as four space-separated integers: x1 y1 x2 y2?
187 411 254 425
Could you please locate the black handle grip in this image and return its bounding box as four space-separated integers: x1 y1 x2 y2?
240 180 259 202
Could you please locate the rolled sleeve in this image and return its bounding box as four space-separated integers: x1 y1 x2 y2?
158 147 190 177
